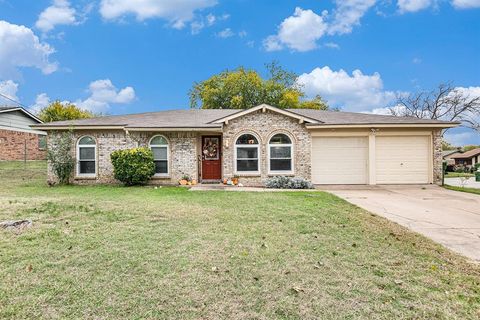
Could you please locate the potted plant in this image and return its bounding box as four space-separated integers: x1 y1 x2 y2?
179 175 190 185
232 175 239 185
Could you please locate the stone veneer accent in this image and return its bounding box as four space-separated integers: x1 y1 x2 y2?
222 109 311 186
432 128 443 185
0 129 46 161
47 130 197 185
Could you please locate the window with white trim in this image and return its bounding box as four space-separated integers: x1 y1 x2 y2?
77 136 96 176
150 135 169 175
268 134 293 173
235 134 259 173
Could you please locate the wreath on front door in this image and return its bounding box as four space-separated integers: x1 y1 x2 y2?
203 139 218 159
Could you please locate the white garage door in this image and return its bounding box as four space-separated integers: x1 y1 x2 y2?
375 136 430 184
311 137 368 184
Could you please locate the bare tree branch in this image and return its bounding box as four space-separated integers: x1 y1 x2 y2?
388 83 480 133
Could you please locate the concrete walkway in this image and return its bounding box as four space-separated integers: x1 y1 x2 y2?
189 184 317 192
317 185 480 263
445 177 480 189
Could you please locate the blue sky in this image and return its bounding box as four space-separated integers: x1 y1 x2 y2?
0 0 479 145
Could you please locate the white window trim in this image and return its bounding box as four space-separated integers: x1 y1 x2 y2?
268 137 294 175
234 134 260 175
76 136 97 178
149 135 170 177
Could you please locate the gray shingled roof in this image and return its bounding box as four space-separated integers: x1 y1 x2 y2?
292 109 454 125
33 107 456 128
451 148 480 159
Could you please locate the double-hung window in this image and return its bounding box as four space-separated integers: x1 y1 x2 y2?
235 134 259 173
77 136 96 176
268 134 293 174
150 135 169 175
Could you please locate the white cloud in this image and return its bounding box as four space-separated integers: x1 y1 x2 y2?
0 20 58 78
397 0 433 13
264 7 328 52
324 42 340 49
29 93 51 113
190 13 228 35
217 28 234 38
328 0 376 35
0 80 19 105
297 66 397 111
35 0 78 33
451 0 480 9
99 0 217 29
454 86 480 99
75 79 136 112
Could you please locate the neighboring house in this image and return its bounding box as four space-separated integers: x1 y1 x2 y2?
442 149 463 167
0 106 46 161
450 148 480 167
33 104 457 186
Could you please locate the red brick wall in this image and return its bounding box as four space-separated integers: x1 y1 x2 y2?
0 129 47 161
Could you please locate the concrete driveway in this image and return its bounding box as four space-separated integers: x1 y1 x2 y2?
317 185 480 263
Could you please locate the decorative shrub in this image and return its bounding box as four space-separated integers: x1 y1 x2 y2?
110 147 155 186
454 165 467 173
265 176 314 189
47 131 75 185
475 163 480 172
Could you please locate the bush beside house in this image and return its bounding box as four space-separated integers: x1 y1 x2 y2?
110 148 155 186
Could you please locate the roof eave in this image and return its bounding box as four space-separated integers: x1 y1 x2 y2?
125 126 222 132
31 125 126 130
305 123 459 129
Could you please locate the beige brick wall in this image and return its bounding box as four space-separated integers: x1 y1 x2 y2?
47 130 198 185
222 109 312 186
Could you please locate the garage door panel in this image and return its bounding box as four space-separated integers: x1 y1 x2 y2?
312 137 368 184
376 136 430 184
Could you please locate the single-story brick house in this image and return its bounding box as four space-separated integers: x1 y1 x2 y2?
0 106 47 161
33 104 457 186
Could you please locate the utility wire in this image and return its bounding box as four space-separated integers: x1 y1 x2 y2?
0 92 29 109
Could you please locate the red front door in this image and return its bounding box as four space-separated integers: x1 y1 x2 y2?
201 136 221 180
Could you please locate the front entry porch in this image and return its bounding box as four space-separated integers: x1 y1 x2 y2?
200 135 222 182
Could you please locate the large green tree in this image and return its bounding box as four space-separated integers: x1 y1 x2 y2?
189 62 328 110
38 101 94 123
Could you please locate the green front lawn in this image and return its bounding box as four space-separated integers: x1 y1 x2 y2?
1 161 479 319
445 172 474 178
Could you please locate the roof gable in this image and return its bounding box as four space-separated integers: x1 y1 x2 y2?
451 148 480 159
0 106 42 123
209 104 321 125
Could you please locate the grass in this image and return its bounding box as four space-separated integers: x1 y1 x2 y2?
1 161 479 319
444 185 480 195
445 172 474 178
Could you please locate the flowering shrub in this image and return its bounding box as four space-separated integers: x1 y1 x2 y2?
265 176 314 189
47 131 75 185
111 148 155 186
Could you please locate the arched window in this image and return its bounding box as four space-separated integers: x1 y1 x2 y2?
235 134 259 173
150 135 169 175
77 136 96 176
268 133 293 173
